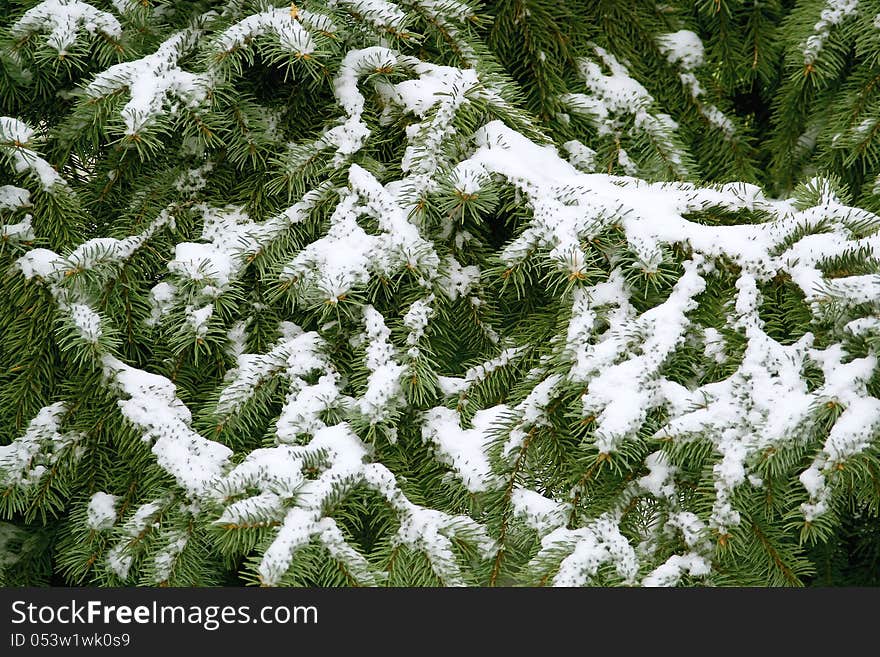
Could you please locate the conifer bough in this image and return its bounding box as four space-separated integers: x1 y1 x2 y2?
2 0 880 587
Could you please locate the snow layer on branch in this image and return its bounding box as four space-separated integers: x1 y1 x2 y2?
218 420 490 586
106 499 166 578
656 30 705 70
642 553 711 587
0 117 64 190
11 0 121 54
215 322 344 443
360 306 405 424
86 30 210 134
86 492 119 531
16 248 64 279
536 515 639 586
1 215 34 242
0 403 81 489
563 140 598 173
437 256 480 301
156 191 323 328
329 0 407 31
69 303 102 342
214 6 316 55
403 295 434 349
564 48 651 137
437 346 521 396
653 32 735 138
421 406 501 492
17 209 172 286
327 46 401 162
153 530 188 583
677 72 735 137
169 205 258 288
0 185 30 211
464 118 880 531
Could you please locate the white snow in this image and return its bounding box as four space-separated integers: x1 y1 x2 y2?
11 0 121 54
642 553 710 586
563 140 598 173
328 0 406 31
538 515 639 586
102 355 232 498
280 164 439 304
86 30 211 134
214 6 316 56
437 256 480 300
1 117 65 190
226 419 493 586
403 295 434 355
69 303 102 342
1 215 34 242
421 406 501 492
86 492 119 531
359 306 405 425
0 185 30 211
0 403 75 488
153 530 188 582
656 30 705 71
803 0 859 65
511 487 569 534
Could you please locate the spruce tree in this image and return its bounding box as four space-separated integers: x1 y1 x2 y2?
1 0 880 587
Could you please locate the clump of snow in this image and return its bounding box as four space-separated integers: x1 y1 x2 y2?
86 492 119 531
68 303 102 342
106 500 166 579
153 530 188 583
564 48 653 138
184 304 213 338
213 6 316 57
537 515 639 586
561 47 689 176
563 140 598 173
638 451 677 498
147 281 177 326
168 205 264 289
403 295 434 357
280 164 439 304
215 323 342 443
0 117 65 190
217 419 491 586
437 256 480 301
329 0 406 32
657 30 705 70
642 553 710 586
